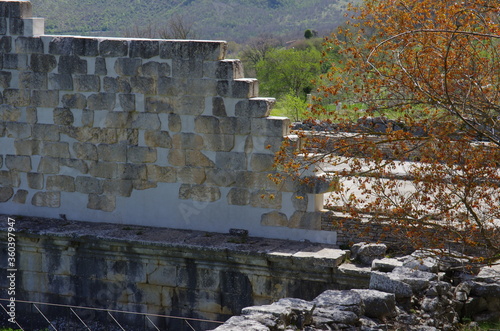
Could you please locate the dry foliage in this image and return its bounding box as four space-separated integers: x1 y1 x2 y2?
276 0 500 264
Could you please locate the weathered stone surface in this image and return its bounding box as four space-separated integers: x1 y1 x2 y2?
127 146 157 163
94 57 107 75
73 142 97 160
352 289 396 318
216 59 244 80
31 90 59 107
252 117 291 137
131 113 160 130
61 93 87 109
145 96 173 113
172 95 205 116
195 115 220 134
15 36 43 54
372 258 404 272
20 71 47 89
97 143 127 162
49 74 73 90
369 271 413 298
37 157 59 173
32 191 60 208
212 96 226 117
12 189 28 204
226 188 251 206
186 150 214 167
141 61 170 77
216 152 247 170
118 94 135 112
73 38 99 57
0 170 20 187
236 98 275 118
30 53 57 72
147 165 176 183
75 176 103 194
46 175 75 192
42 142 70 158
4 88 30 106
288 211 321 230
5 154 31 172
179 184 221 202
121 163 147 180
53 108 74 126
115 58 141 76
103 179 133 197
250 190 281 209
74 74 100 92
99 39 128 57
0 187 14 202
33 123 59 141
313 290 364 316
0 70 12 88
58 55 87 74
131 76 156 94
351 243 387 265
87 193 115 212
89 162 122 179
177 167 206 185
261 211 288 226
206 169 236 187
87 93 115 111
144 130 172 148
203 134 234 152
14 139 40 155
0 104 20 121
217 79 259 98
172 133 204 150
250 153 275 172
27 172 44 189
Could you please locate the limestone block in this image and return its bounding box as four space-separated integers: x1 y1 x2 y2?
252 117 291 137
158 76 187 96
127 146 157 163
121 163 147 180
73 142 97 160
172 95 205 116
30 53 57 72
217 79 259 99
59 158 88 174
0 170 20 187
95 57 107 75
75 176 103 194
9 17 24 35
236 98 276 118
31 90 59 108
48 36 73 55
250 190 281 209
5 154 31 172
215 152 247 170
0 187 14 202
145 96 173 113
15 36 43 54
3 88 30 107
12 189 28 204
0 70 12 88
220 117 251 135
74 74 100 92
172 133 204 150
189 79 218 96
147 264 177 287
291 192 309 212
168 114 182 132
26 172 43 189
206 169 236 187
160 40 227 61
227 188 250 206
195 116 220 134
131 113 160 130
58 55 87 74
37 157 59 174
186 150 215 167
49 74 73 91
26 106 37 123
250 153 275 172
216 60 244 80
289 211 322 230
144 130 172 148
261 211 288 227
115 58 141 76
177 167 206 184
32 123 59 141
103 179 133 197
130 40 159 59
97 143 127 162
0 18 5 35
46 175 75 192
99 39 128 57
131 76 156 95
14 139 40 155
0 1 33 18
179 184 221 202
3 53 28 70
32 191 60 208
140 61 170 77
119 94 135 112
146 164 176 182
212 97 226 117
118 129 138 146
133 180 157 190
203 134 234 152
0 104 21 121
61 93 87 109
87 193 115 212
167 149 185 166
42 141 70 158
104 112 131 129
87 93 116 111
19 71 47 89
170 58 204 78
73 38 99 57
104 76 132 93
53 108 74 126
89 162 123 179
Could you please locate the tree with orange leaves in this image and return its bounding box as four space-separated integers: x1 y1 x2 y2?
277 0 500 264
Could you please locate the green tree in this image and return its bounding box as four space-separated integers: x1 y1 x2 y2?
256 47 321 99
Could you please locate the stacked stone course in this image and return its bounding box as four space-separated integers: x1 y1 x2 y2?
0 1 333 242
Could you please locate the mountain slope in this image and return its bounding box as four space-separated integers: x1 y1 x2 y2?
31 0 354 42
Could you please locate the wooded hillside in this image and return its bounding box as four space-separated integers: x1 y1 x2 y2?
31 0 354 42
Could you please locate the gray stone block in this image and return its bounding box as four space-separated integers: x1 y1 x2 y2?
97 143 127 162
216 152 247 170
179 184 221 202
3 53 28 70
99 39 128 57
147 165 176 182
168 113 181 132
369 271 413 298
145 96 173 113
87 194 115 212
195 116 220 134
46 175 75 192
5 122 31 138
177 167 206 185
250 153 275 172
27 172 44 189
121 163 147 180
5 155 31 172
37 157 59 173
32 124 59 141
48 37 74 55
227 188 251 206
0 18 5 35
216 60 244 80
31 90 59 107
0 71 12 88
236 98 276 118
127 146 157 163
42 141 70 158
159 40 226 61
53 108 74 126
0 1 33 18
212 97 226 116
15 36 43 53
74 74 100 92
89 162 123 179
12 189 28 204
0 104 21 121
9 18 25 35
131 76 156 95
0 36 11 53
59 158 88 174
49 74 73 90
144 130 172 148
172 132 203 150
131 113 160 130
250 190 282 209
118 94 135 112
58 55 87 74
87 93 116 111
75 176 103 194
186 150 215 167
172 95 205 116
32 191 60 208
261 210 288 226
217 79 259 98
14 139 40 155
140 61 170 77
0 170 20 187
252 117 291 137
94 57 107 75
202 134 234 152
3 88 30 106
81 110 94 127
130 40 159 59
158 77 188 96
104 111 131 128
115 58 141 76
103 179 133 197
61 93 86 109
30 53 57 72
206 169 236 187
73 37 99 56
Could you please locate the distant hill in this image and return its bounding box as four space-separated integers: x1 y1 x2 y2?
31 0 356 43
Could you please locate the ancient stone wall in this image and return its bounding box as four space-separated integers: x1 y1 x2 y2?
0 1 334 243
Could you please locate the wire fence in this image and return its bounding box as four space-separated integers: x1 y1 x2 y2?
0 298 224 331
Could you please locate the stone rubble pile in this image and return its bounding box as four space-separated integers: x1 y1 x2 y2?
211 243 500 330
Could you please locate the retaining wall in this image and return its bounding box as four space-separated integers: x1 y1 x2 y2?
0 1 334 243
